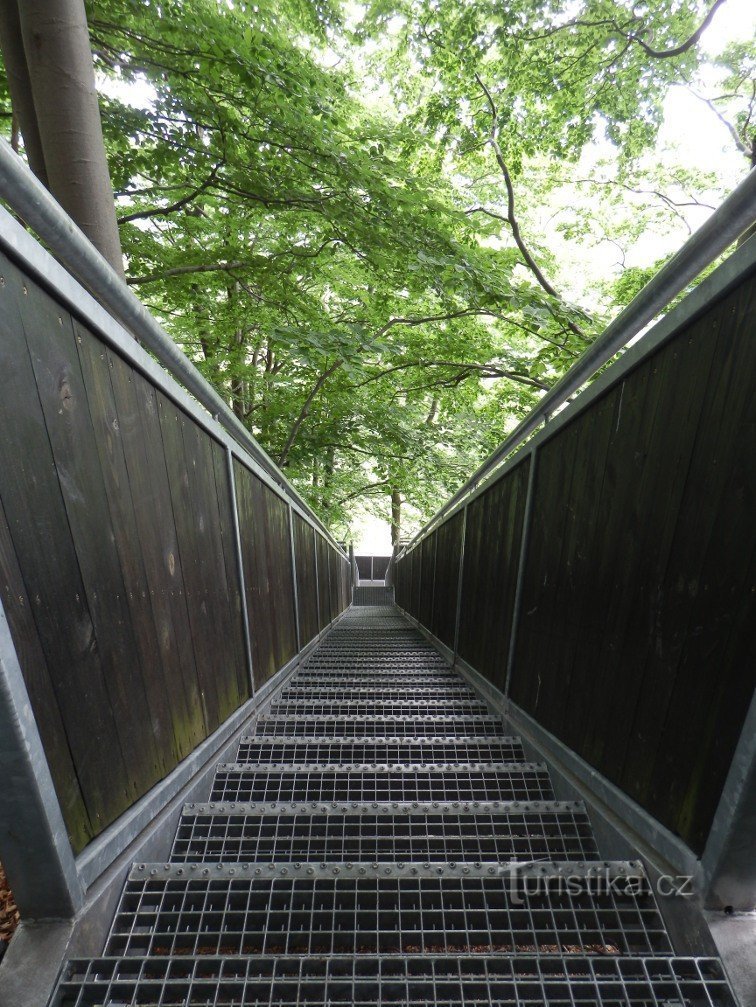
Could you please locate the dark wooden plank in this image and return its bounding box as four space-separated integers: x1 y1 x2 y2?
548 391 616 749
676 548 755 852
394 555 405 609
0 495 92 852
555 384 621 756
235 463 297 687
75 323 176 774
210 440 251 706
328 545 339 621
642 280 756 848
614 307 725 810
0 255 134 833
20 275 165 803
157 392 222 731
512 425 581 725
410 539 423 617
460 459 529 694
234 461 273 686
108 352 205 757
316 532 331 630
418 533 436 631
262 481 297 670
490 461 529 692
178 417 245 722
356 556 371 580
293 513 318 646
429 511 463 649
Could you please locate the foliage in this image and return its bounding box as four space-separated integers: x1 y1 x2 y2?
1 0 751 539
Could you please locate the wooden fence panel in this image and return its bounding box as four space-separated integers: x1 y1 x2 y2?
429 510 464 650
0 242 346 860
0 250 246 849
235 462 297 689
316 532 332 630
328 546 339 620
456 459 530 692
395 263 755 858
293 515 319 647
418 533 436 631
108 353 206 760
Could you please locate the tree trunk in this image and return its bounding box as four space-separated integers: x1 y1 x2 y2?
0 0 48 183
390 488 401 546
6 0 124 276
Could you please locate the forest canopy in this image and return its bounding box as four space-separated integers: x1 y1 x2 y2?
1 0 752 542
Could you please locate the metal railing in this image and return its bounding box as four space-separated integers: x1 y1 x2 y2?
399 166 756 555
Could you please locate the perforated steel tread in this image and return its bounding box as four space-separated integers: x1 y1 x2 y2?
291 675 459 686
48 601 742 1007
255 716 505 738
210 763 554 802
171 801 598 863
267 700 491 717
281 686 478 700
234 737 526 764
51 955 737 1006
106 862 671 959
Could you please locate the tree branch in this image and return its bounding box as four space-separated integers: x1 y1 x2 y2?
127 260 256 285
620 0 727 59
117 163 220 224
687 87 751 156
277 359 343 467
474 74 590 341
335 479 390 506
353 359 551 392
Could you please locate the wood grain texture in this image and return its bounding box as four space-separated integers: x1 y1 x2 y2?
397 271 755 857
235 462 297 687
429 510 464 650
509 277 755 854
457 458 530 693
315 532 331 631
293 515 319 646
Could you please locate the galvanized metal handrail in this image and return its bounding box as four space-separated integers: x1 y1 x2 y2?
399 166 756 556
0 138 344 555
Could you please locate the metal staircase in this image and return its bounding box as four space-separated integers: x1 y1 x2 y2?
50 605 738 1005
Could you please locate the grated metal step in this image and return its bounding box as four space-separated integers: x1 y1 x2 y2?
209 763 554 802
267 700 492 717
255 715 505 738
281 686 479 700
106 862 672 959
51 954 737 1006
234 736 526 764
47 603 739 1007
171 801 599 863
290 675 459 687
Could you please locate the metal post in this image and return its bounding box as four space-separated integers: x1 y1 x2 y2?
0 596 84 918
225 446 254 694
370 555 374 583
701 685 756 910
452 505 468 662
288 503 301 653
348 542 355 603
503 447 539 698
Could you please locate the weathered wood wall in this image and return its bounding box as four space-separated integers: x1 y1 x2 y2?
293 514 319 648
355 555 391 581
0 247 349 853
396 264 755 857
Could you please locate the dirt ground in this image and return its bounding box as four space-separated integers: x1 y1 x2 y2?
0 863 19 957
